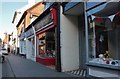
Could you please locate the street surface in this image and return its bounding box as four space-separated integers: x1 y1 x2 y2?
1 54 76 78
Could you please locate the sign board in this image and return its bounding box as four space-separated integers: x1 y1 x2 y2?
25 28 34 38
34 13 53 31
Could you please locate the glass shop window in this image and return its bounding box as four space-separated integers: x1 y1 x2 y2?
88 12 120 65
46 32 55 57
37 31 56 58
38 37 46 57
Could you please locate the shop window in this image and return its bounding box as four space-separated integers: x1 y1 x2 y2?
39 38 46 57
46 32 55 57
88 12 120 66
37 31 55 58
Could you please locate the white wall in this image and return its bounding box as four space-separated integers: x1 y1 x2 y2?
60 7 79 72
20 40 26 55
26 39 32 59
26 37 36 61
89 66 119 77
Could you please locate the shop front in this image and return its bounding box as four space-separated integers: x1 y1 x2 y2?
85 2 120 77
34 6 57 66
19 27 26 57
25 27 36 61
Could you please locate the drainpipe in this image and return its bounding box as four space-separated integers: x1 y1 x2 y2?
32 25 36 62
84 2 89 63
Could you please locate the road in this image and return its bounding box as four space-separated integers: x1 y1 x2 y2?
1 54 76 78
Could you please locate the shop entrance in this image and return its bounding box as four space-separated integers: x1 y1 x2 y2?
61 3 86 75
60 14 86 72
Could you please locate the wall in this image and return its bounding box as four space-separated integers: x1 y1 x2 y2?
17 20 24 37
29 2 44 16
25 2 44 29
26 37 36 61
60 7 79 72
25 13 31 28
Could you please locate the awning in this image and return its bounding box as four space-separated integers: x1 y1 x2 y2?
93 2 120 17
113 12 120 25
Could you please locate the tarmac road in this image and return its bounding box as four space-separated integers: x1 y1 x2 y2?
1 54 75 78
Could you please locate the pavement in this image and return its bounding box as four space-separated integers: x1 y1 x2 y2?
0 62 2 79
2 54 76 78
2 56 14 77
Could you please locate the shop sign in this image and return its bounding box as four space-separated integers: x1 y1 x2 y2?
25 28 34 38
34 13 53 31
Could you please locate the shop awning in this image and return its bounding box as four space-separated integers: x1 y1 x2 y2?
93 2 120 17
113 12 120 25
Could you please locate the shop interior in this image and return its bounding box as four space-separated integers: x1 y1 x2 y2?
36 27 56 66
88 12 120 66
38 28 55 58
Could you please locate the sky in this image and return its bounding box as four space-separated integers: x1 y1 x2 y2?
0 1 28 39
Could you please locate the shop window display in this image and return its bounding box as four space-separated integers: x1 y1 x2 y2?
88 12 120 66
38 29 55 58
38 35 46 57
46 31 55 57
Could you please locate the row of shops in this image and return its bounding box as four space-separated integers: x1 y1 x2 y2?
18 1 120 77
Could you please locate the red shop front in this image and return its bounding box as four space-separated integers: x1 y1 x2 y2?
34 7 57 66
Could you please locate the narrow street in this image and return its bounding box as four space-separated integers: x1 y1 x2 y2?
1 54 75 78
0 1 120 79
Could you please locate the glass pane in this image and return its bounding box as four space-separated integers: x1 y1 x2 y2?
88 16 96 60
88 12 120 66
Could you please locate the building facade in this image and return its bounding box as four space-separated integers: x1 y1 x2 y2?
85 2 120 77
25 2 61 71
13 1 120 77
13 2 44 60
62 1 120 77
